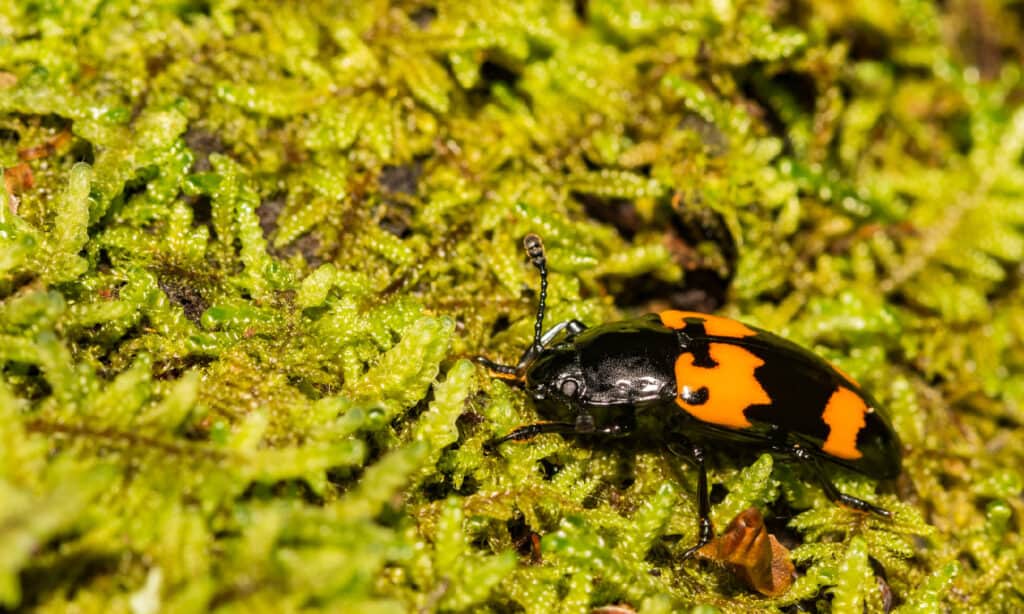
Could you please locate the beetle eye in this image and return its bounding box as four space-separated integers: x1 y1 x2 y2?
559 378 580 398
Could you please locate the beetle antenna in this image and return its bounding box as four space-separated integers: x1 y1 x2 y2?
523 234 547 351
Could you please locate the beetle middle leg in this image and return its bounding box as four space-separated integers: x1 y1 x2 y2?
668 440 714 559
787 444 891 517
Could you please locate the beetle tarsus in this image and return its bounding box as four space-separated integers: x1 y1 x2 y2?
681 516 715 560
834 492 892 517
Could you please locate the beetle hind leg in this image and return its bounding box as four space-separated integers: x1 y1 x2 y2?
823 482 892 518
788 444 891 518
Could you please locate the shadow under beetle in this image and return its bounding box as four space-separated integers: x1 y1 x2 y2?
476 234 901 557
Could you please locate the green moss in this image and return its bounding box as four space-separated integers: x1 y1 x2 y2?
2 0 1023 611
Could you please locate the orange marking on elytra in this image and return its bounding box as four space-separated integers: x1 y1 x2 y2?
821 387 867 459
674 343 770 429
659 310 757 338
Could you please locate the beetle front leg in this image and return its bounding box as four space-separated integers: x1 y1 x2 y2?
490 421 577 446
512 319 589 369
572 408 636 438
475 319 589 383
474 356 522 381
540 319 587 346
492 411 634 448
788 445 891 518
593 415 636 437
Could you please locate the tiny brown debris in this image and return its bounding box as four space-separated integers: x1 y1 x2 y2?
4 162 35 213
697 507 796 597
508 515 544 564
18 130 73 161
4 162 34 192
0 71 16 89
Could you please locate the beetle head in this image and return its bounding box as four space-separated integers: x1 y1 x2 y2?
524 346 585 420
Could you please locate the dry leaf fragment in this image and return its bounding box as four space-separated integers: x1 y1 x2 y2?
697 507 795 597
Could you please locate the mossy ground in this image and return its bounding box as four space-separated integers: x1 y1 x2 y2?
2 1 1023 612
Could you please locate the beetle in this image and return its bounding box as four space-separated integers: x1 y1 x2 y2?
476 234 901 557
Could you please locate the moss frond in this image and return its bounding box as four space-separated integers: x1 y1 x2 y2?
2 0 1023 611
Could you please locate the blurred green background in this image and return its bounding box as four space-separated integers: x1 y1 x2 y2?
1 1 1023 612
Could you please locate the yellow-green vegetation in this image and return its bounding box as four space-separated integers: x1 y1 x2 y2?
1 1 1023 612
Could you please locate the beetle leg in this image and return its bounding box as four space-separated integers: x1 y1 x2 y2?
491 422 577 445
474 321 577 381
562 319 587 339
672 442 714 560
492 412 634 449
473 356 523 382
504 326 564 374
574 411 596 433
513 319 589 367
593 418 634 437
789 445 892 518
539 319 587 347
475 319 589 383
475 235 585 382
